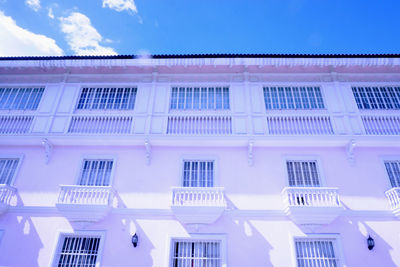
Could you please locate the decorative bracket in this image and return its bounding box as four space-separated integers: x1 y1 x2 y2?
41 138 53 164
346 139 356 165
144 139 151 165
248 140 254 166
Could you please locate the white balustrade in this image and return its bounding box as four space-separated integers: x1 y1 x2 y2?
362 115 400 135
267 116 334 135
0 115 33 134
57 185 114 206
167 115 232 135
172 187 226 206
385 187 400 210
282 187 340 207
68 115 133 134
0 184 16 206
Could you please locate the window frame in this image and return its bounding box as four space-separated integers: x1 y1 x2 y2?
0 86 45 111
0 154 24 186
74 155 117 186
167 234 227 267
51 230 106 267
74 86 138 112
282 155 326 187
290 233 346 267
169 85 231 112
262 85 327 111
351 85 400 110
180 155 219 187
380 156 400 190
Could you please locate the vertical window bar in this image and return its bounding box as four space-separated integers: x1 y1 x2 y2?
223 87 230 109
263 87 272 109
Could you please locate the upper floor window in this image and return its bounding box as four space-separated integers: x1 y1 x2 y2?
352 86 400 110
53 233 103 267
384 160 400 187
78 159 114 186
170 87 230 110
183 160 214 187
263 86 324 110
76 87 137 110
295 238 341 267
0 87 44 110
0 158 19 185
287 160 320 187
171 239 221 267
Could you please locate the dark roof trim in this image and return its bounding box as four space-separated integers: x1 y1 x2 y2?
0 54 400 61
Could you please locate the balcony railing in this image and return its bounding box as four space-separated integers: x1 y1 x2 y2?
68 115 133 134
0 184 16 207
0 115 33 134
167 115 232 135
267 115 334 135
282 187 340 207
385 187 400 211
172 187 226 206
57 185 114 206
362 115 400 135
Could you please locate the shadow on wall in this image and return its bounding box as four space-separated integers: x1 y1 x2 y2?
100 217 155 266
0 214 43 267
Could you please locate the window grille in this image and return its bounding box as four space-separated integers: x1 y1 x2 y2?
263 87 325 110
384 161 400 187
0 159 19 185
352 87 400 110
170 87 230 110
287 161 320 187
56 235 101 267
172 240 221 267
183 160 214 187
76 87 137 110
0 87 44 110
78 160 113 186
295 239 339 267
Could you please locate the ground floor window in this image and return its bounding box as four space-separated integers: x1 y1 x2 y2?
295 238 341 267
54 232 104 267
171 239 222 267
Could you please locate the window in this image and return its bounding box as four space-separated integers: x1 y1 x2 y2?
76 87 137 110
0 158 19 185
170 87 230 110
287 160 320 187
171 240 221 267
295 238 341 267
53 233 104 267
0 87 44 110
352 86 400 110
78 159 113 186
183 160 214 187
384 160 400 187
263 86 324 110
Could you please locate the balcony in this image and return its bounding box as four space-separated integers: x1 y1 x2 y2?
56 185 115 223
282 187 342 225
171 187 226 224
385 187 400 217
0 185 16 214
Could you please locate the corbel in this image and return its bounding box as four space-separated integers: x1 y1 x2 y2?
145 139 151 165
346 139 356 165
41 138 53 164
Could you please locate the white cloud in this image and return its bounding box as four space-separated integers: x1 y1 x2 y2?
25 0 41 11
59 12 117 55
102 0 137 13
0 11 63 56
48 7 54 19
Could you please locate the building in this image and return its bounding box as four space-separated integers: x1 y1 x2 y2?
0 54 399 266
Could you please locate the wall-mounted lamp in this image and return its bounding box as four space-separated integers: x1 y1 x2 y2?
367 235 375 250
132 233 139 247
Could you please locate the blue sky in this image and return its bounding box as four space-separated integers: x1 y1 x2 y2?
0 0 399 56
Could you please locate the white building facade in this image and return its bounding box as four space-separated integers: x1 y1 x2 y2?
0 54 399 266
